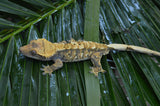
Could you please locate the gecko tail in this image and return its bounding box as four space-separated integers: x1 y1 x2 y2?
107 44 160 57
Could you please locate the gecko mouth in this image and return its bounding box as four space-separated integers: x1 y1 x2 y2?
19 45 37 59
20 46 49 61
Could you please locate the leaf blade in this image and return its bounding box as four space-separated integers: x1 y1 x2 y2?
0 37 14 106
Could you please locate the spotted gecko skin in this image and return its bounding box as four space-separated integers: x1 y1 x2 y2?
20 38 160 76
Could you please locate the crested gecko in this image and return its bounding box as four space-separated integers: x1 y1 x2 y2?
20 38 160 76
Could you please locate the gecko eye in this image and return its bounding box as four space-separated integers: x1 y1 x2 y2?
31 50 37 55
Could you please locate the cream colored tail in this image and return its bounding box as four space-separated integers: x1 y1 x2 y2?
108 44 160 57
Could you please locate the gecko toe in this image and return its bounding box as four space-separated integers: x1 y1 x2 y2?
99 69 106 73
40 68 44 71
49 72 52 76
42 72 47 75
89 70 93 74
41 65 54 75
89 66 92 69
102 70 106 73
42 64 46 68
90 67 106 76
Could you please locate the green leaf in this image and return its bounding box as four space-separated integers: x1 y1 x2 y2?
19 25 39 105
99 0 160 105
23 0 55 8
0 18 21 28
0 0 74 43
0 1 40 17
0 37 14 106
84 0 101 106
100 57 129 105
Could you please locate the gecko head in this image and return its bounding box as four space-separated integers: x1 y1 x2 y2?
20 38 56 61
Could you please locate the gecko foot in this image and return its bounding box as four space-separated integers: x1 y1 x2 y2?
89 67 106 76
40 65 53 75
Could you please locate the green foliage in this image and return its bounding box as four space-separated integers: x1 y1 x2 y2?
0 0 160 105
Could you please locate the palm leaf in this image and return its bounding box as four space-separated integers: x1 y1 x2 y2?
84 0 102 105
0 0 160 105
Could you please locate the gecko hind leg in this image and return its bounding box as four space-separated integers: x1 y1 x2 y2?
90 52 106 76
41 59 63 75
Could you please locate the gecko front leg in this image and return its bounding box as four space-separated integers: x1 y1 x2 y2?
41 59 63 75
90 52 106 76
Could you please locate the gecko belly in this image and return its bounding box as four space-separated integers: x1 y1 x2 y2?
53 49 106 62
